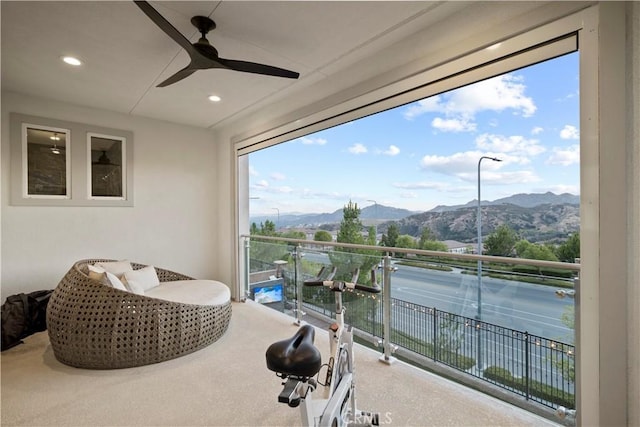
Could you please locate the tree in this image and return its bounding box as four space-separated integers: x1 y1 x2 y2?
251 220 276 236
515 239 558 261
418 227 437 248
421 240 448 252
380 223 399 248
329 201 377 282
556 233 580 263
419 227 447 252
336 201 364 245
395 234 417 249
280 230 306 240
484 224 518 256
313 230 333 242
250 222 259 235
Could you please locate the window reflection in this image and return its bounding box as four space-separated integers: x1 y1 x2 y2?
89 134 124 198
25 127 69 197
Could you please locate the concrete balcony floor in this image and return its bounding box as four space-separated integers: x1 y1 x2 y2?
1 300 559 426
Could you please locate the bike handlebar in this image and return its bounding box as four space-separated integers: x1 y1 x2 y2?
304 267 381 294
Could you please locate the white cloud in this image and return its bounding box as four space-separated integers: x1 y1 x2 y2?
403 74 536 122
270 172 286 181
249 165 259 176
403 96 443 120
531 126 544 135
432 117 476 132
560 125 579 140
419 149 540 185
299 136 328 145
301 189 346 200
457 170 541 184
546 144 580 166
275 186 293 194
253 180 269 189
393 181 448 190
475 133 546 157
383 145 400 156
398 191 419 199
420 150 512 175
348 143 368 154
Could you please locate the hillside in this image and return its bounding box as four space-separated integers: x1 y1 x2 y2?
250 204 418 229
383 202 580 243
249 192 580 242
429 192 579 213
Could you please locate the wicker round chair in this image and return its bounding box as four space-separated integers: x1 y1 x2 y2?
46 259 232 369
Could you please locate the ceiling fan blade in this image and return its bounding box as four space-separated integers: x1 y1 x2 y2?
134 1 197 56
157 66 197 87
218 58 300 79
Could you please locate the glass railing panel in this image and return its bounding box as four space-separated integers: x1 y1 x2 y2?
245 236 577 413
299 248 383 338
246 240 293 309
386 253 576 343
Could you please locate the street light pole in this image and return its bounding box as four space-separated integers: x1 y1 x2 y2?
476 156 500 371
476 156 501 320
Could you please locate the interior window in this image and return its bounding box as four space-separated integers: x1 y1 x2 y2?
23 125 70 198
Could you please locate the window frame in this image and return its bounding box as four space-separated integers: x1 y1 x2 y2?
233 5 612 424
21 122 72 200
86 132 127 201
10 113 134 207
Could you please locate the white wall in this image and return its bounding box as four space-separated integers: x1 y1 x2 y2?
1 92 219 298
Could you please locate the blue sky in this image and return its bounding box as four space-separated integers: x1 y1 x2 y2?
249 52 579 215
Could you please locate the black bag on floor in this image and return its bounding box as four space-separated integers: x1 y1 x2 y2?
1 290 53 351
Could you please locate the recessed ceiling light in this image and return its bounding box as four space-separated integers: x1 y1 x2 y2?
486 43 502 51
61 56 82 66
208 95 221 102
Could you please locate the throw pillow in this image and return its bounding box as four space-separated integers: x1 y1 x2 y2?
95 260 134 278
122 265 160 291
87 265 110 286
124 279 145 295
105 272 128 291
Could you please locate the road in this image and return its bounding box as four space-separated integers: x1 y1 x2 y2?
296 251 576 397
390 265 574 341
301 251 574 342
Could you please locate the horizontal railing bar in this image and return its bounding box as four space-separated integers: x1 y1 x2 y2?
242 234 581 272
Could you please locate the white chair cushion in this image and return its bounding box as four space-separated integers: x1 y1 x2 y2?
145 280 230 306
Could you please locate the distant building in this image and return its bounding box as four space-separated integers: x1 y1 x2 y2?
443 240 471 254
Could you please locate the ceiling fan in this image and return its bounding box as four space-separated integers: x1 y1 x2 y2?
134 0 300 87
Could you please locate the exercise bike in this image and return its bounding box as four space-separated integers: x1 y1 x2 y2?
266 267 381 426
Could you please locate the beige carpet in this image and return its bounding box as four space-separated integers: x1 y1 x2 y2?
1 300 558 426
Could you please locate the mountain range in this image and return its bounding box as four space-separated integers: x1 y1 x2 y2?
250 192 580 242
250 204 418 229
428 191 580 212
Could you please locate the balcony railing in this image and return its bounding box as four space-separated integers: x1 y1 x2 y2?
241 235 579 420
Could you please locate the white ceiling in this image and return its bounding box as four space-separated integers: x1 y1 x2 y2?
1 1 557 132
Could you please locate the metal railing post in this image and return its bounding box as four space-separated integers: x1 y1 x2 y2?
242 236 250 302
379 254 396 365
293 245 305 325
433 307 438 362
525 331 530 401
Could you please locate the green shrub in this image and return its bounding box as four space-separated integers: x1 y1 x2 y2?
512 264 573 279
483 365 574 408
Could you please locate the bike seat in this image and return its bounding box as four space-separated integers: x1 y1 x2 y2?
266 324 322 379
